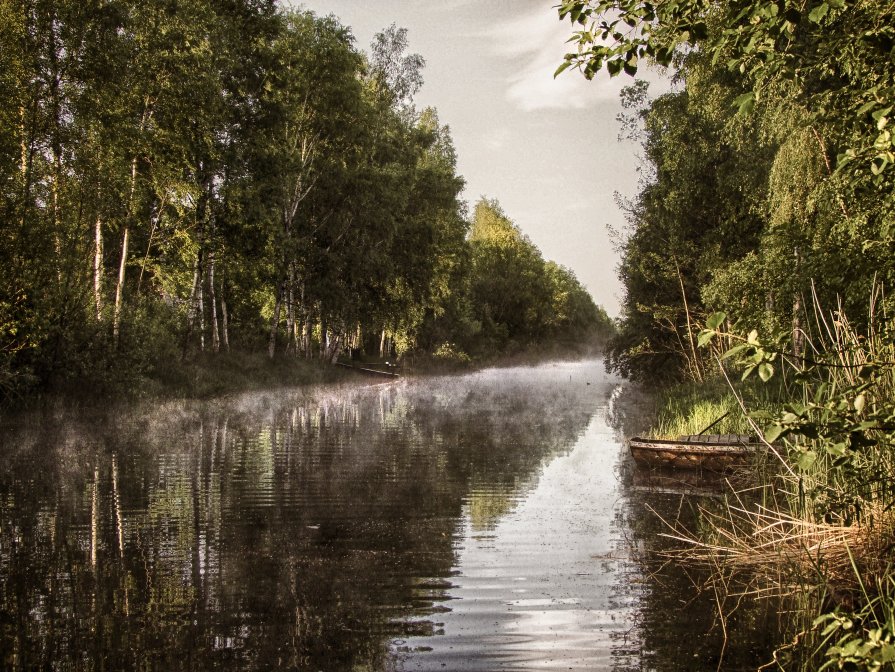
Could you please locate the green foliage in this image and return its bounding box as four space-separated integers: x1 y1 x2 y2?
564 0 895 665
464 199 611 357
0 2 614 401
700 303 895 667
559 0 895 186
813 577 895 672
582 1 895 385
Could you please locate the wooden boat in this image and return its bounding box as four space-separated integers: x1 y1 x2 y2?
628 434 761 472
334 362 400 378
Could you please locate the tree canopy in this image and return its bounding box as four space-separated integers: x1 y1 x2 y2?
559 0 895 381
0 1 611 398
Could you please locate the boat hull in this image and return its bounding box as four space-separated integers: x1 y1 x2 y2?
629 435 760 472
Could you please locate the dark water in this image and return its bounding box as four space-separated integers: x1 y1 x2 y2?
0 360 781 670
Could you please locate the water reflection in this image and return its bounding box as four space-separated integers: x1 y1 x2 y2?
610 385 785 671
1 360 626 670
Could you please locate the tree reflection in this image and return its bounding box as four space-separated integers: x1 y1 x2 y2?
0 367 601 670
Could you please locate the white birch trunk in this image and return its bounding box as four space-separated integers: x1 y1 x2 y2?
208 249 219 353
285 266 295 354
221 296 230 352
112 227 129 344
94 214 103 321
198 276 205 352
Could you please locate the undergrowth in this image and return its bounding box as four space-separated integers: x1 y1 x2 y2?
663 294 895 670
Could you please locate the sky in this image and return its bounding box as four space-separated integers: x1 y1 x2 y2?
291 0 670 316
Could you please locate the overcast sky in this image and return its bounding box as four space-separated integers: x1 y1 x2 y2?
291 0 670 316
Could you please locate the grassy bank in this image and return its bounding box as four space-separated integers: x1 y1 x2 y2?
4 350 358 411
648 314 895 670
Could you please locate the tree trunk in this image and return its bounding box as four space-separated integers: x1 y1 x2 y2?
198 275 205 352
93 214 103 321
328 333 343 364
302 316 312 359
208 248 219 353
268 282 284 358
112 227 129 344
285 265 295 354
673 257 702 383
319 318 328 361
379 330 387 358
221 295 230 352
183 254 201 359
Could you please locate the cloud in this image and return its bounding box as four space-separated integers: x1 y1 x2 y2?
484 6 664 111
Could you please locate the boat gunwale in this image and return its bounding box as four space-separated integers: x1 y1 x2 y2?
629 435 762 456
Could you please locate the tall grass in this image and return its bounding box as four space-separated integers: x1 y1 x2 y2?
649 382 765 438
660 295 895 669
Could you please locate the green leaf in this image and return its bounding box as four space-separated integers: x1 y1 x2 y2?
827 442 847 457
854 393 865 413
797 450 817 470
764 424 784 443
697 330 715 347
733 91 755 116
554 61 573 78
706 311 726 330
758 362 774 382
721 343 749 360
808 3 829 23
856 100 878 116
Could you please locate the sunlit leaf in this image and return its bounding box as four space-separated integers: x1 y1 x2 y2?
764 424 784 443
808 3 828 23
797 450 817 470
706 311 726 330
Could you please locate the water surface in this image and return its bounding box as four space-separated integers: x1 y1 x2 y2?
0 360 779 670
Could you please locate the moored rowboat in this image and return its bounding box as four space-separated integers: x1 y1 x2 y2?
629 434 762 471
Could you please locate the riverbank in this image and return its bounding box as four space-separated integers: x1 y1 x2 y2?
647 349 895 671
3 341 608 413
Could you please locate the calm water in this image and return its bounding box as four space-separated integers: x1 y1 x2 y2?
0 360 780 670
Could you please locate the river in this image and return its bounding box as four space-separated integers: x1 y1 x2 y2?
0 359 781 670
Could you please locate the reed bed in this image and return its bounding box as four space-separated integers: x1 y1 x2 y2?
656 292 895 668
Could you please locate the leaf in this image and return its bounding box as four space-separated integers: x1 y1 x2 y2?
808 3 828 23
554 61 573 78
733 91 755 116
797 450 817 470
697 330 715 347
706 311 726 330
856 100 878 116
827 442 847 457
764 424 784 443
758 362 774 381
854 393 865 413
721 343 749 360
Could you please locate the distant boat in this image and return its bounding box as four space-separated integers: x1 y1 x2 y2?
628 434 762 472
335 362 400 378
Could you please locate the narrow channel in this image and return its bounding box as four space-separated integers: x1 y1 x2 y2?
0 359 779 670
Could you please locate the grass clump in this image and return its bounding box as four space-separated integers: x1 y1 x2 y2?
649 383 755 439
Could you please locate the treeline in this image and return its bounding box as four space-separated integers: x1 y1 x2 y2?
558 0 894 381
560 2 895 667
0 0 610 398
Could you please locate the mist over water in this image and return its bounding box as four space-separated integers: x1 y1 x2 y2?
0 360 780 670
